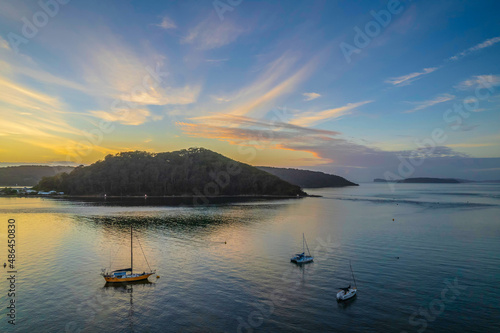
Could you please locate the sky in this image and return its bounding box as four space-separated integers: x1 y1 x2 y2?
0 0 499 182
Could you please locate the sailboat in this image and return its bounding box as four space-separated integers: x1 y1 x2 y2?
336 261 357 301
101 226 156 283
290 233 314 264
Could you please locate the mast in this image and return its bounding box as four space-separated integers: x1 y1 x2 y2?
302 233 305 253
304 233 311 256
350 260 357 289
131 225 133 273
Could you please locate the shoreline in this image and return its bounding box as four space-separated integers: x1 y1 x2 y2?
0 194 322 199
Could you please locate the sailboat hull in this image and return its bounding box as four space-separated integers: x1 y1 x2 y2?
336 288 357 301
290 256 314 264
103 273 154 283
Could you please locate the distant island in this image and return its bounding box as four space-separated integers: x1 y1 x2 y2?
34 148 307 197
0 165 74 186
258 167 358 188
375 177 463 184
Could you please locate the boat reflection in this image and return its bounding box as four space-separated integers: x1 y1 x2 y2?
103 279 155 289
336 294 357 310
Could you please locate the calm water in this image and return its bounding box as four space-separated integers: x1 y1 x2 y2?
0 183 499 332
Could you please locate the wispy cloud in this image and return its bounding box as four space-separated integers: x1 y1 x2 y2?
447 143 495 148
0 59 89 93
197 51 321 120
67 29 201 124
290 101 373 127
205 58 229 63
455 75 500 90
0 76 62 111
386 67 439 86
211 95 232 103
89 108 163 126
303 92 321 101
404 94 455 113
177 114 341 159
156 16 177 29
182 18 244 49
386 37 500 88
0 75 116 160
0 36 10 50
449 36 500 61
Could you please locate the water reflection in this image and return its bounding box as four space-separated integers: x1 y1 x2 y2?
336 296 357 310
102 281 156 333
1 184 499 332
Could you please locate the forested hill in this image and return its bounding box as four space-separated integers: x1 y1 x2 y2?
257 167 358 188
0 166 75 186
34 148 307 196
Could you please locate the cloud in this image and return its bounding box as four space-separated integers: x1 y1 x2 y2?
192 51 321 123
182 18 244 49
211 95 232 103
89 108 162 126
290 101 373 127
303 92 321 101
0 36 10 50
177 114 341 160
177 113 494 181
449 36 500 61
386 37 500 88
156 16 177 29
205 58 229 63
386 67 439 86
70 29 201 121
455 75 500 90
0 59 89 93
447 143 495 148
0 76 117 160
404 94 455 113
0 76 62 111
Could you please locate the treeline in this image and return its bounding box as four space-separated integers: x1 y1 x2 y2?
0 165 74 186
257 167 358 188
34 148 306 196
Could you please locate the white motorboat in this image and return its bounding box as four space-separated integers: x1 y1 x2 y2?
336 261 358 302
291 233 313 264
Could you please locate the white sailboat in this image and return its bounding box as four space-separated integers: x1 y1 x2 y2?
290 233 314 264
336 261 357 301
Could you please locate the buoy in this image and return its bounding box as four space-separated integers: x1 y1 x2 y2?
392 219 394 221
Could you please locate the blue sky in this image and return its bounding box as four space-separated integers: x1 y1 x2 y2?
0 0 499 181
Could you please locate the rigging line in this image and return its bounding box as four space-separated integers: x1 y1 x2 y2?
304 236 312 257
108 243 123 269
135 234 153 272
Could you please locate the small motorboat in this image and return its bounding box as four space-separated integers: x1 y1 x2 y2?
291 233 313 264
336 261 358 302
